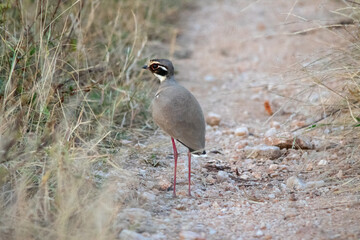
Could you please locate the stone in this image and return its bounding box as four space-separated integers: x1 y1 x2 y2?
336 170 343 179
119 230 149 240
244 145 281 160
264 135 313 150
318 160 328 166
206 112 221 126
179 231 206 240
204 75 215 82
158 178 172 191
305 180 325 189
216 171 230 182
255 230 264 237
206 175 216 184
264 128 277 137
252 172 262 179
116 208 155 233
141 192 156 202
269 164 278 171
239 172 251 180
286 176 306 190
270 121 281 129
234 127 249 136
306 163 313 171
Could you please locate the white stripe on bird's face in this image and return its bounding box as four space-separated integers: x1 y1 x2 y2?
158 65 168 72
154 73 166 82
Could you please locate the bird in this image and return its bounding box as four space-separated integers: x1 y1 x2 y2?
143 59 206 197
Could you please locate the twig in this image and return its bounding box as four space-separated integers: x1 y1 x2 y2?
291 109 341 132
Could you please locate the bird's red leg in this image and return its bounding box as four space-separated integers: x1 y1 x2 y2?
171 137 178 197
188 150 192 196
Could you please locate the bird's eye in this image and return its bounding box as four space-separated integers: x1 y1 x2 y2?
152 64 158 69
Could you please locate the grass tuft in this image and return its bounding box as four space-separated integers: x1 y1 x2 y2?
0 0 186 238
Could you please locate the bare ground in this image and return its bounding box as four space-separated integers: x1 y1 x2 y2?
115 1 360 239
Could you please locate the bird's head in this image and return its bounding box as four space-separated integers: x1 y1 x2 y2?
142 59 174 82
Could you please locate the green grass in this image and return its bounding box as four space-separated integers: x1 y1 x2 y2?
0 0 186 239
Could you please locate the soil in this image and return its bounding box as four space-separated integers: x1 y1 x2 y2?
116 1 360 239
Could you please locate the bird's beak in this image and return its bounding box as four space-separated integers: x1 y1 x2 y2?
142 65 148 69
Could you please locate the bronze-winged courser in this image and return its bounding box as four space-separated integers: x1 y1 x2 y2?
143 59 206 197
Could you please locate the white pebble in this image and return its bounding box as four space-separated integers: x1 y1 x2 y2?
318 160 328 166
235 127 249 136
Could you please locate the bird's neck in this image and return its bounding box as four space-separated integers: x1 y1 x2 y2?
159 75 176 85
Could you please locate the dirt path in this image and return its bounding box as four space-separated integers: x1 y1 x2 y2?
117 1 360 239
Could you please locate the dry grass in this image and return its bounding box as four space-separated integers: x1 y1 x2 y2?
285 2 360 192
0 0 186 239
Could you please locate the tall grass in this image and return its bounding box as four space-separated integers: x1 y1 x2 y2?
0 0 184 239
293 4 360 142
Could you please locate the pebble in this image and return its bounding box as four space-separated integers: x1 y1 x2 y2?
119 230 149 240
239 172 251 180
264 128 277 137
306 163 313 171
116 208 155 233
244 145 281 160
336 170 343 179
318 160 328 166
206 175 216 184
141 192 156 202
268 193 275 199
252 172 262 179
216 171 230 182
179 231 206 240
206 112 221 126
235 140 248 149
255 230 264 237
234 127 249 136
286 176 306 190
270 121 281 129
269 164 278 171
305 180 325 189
158 178 172 191
204 75 215 82
264 135 314 150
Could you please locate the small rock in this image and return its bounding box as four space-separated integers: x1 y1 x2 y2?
264 135 313 150
270 121 281 129
255 230 264 237
336 170 343 179
286 176 306 190
265 128 277 137
269 164 278 171
318 160 328 166
290 120 306 129
116 208 155 233
158 179 172 191
141 192 156 202
235 141 248 149
239 172 251 180
234 127 249 136
119 230 149 240
179 231 205 240
252 172 262 179
206 175 216 184
206 112 221 126
244 145 281 160
204 75 215 82
306 163 313 171
268 193 275 199
209 228 217 235
216 171 229 182
305 180 325 189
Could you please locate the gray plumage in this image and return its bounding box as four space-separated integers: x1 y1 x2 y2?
144 59 206 153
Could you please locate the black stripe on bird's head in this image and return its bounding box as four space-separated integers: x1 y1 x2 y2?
142 59 175 81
